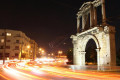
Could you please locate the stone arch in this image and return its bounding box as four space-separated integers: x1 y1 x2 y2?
81 35 100 51
71 0 116 69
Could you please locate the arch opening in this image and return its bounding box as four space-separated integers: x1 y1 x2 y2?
85 39 97 65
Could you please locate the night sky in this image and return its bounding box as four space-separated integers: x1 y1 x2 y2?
0 0 120 53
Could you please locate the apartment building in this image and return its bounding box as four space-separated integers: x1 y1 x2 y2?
0 29 38 60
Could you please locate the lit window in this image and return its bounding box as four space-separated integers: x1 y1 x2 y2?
2 33 4 36
1 39 4 43
7 33 11 36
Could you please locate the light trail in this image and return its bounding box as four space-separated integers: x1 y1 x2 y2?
16 64 102 80
16 64 81 80
40 67 102 80
40 66 120 80
2 64 32 80
0 72 10 80
8 61 120 80
16 63 120 80
2 64 48 80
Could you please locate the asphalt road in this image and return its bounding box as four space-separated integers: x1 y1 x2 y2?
0 61 120 80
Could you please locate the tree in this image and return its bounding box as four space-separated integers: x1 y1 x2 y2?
66 48 73 64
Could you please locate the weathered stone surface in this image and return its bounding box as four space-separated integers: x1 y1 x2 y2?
71 0 116 68
71 26 116 66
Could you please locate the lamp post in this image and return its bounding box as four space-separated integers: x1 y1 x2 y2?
58 51 62 57
41 50 44 56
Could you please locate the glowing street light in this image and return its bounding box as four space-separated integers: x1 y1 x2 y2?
58 50 63 57
27 45 30 59
51 53 54 56
39 48 42 51
27 45 30 49
39 48 45 57
42 50 44 53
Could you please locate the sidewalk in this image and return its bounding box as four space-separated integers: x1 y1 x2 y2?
69 65 120 72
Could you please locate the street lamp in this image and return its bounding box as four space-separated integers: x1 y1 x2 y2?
51 53 54 56
39 48 42 51
27 45 30 49
42 50 44 53
39 48 45 57
58 50 62 57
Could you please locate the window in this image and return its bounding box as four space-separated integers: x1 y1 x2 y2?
1 39 4 43
0 53 2 59
16 40 19 43
5 53 9 57
15 46 19 50
15 53 19 57
0 46 4 49
6 33 11 36
7 40 11 42
1 33 4 36
16 34 21 37
6 46 10 49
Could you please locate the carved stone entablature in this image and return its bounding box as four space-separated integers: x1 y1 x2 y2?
77 0 101 17
77 27 99 37
76 0 107 33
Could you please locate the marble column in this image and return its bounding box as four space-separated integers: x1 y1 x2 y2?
82 15 85 30
74 51 86 66
101 0 106 25
90 4 94 27
94 7 97 26
72 40 77 65
77 17 80 33
96 48 100 66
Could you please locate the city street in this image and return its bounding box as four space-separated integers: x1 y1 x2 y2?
0 60 120 80
0 0 120 80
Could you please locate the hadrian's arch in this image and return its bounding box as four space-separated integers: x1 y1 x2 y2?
82 35 99 65
71 0 116 68
82 35 100 51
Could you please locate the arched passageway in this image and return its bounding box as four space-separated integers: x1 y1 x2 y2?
85 39 97 65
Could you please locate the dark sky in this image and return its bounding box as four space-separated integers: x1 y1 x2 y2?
0 0 120 53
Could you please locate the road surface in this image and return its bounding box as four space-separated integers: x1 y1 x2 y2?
0 61 120 80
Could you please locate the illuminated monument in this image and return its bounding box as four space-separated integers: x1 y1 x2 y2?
71 0 116 69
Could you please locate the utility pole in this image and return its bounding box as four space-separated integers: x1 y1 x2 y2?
3 29 6 64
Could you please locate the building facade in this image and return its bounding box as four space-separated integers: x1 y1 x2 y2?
0 29 38 60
